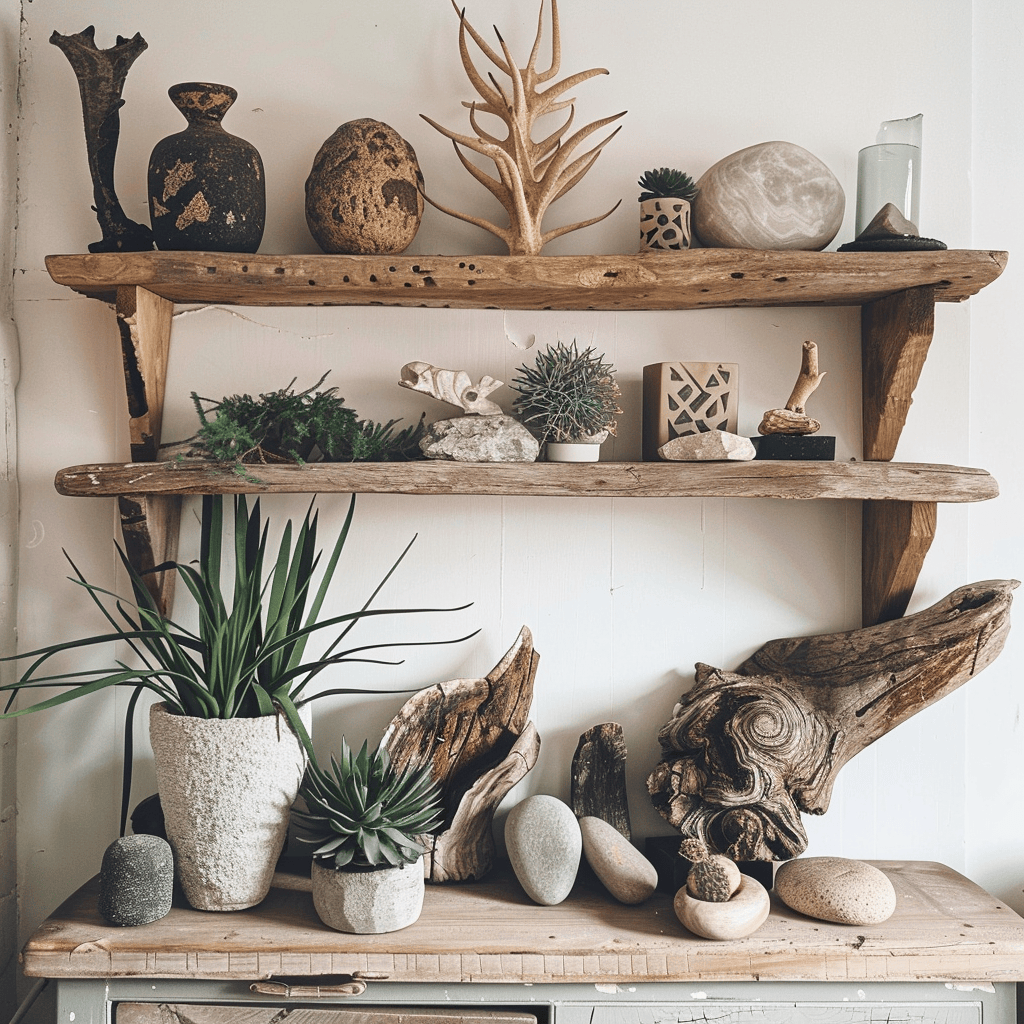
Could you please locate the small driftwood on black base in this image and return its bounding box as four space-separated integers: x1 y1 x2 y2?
571 723 631 839
51 27 154 253
647 579 1017 862
383 625 540 883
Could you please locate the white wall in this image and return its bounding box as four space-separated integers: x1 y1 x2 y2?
9 0 1023 950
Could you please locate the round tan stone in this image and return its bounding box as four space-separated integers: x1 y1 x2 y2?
305 118 424 254
693 141 845 251
774 856 897 925
579 816 658 905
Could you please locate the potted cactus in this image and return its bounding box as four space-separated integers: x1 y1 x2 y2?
510 340 622 462
294 738 442 933
638 167 698 251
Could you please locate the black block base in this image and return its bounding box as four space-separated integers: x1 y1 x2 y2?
752 434 836 461
644 835 776 893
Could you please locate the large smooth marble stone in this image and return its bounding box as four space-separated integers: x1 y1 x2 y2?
693 141 844 251
579 816 658 904
774 856 896 925
505 795 581 905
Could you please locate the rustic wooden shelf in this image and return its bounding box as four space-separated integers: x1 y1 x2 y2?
55 459 998 503
44 248 1009 627
45 248 1006 309
20 861 1024 983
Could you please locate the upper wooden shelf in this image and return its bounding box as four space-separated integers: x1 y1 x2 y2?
44 249 1007 310
55 459 998 503
20 861 1024 983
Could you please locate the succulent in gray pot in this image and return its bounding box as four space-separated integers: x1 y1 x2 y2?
1 493 472 911
638 167 698 251
510 340 622 462
294 738 442 933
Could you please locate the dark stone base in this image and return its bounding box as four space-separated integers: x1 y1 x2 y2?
644 835 776 893
838 236 946 252
752 434 836 461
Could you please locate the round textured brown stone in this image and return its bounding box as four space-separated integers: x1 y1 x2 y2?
693 141 844 251
774 856 896 925
305 118 424 254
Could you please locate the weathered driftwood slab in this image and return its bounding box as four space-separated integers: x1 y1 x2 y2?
571 723 631 839
53 459 999 502
648 579 1018 862
383 626 539 882
44 249 1006 308
19 861 1024 982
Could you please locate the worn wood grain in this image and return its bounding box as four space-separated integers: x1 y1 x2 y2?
862 286 936 462
53 460 999 502
571 723 631 839
20 861 1024 982
862 500 937 625
118 1005 537 1024
649 580 1017 862
44 250 1007 309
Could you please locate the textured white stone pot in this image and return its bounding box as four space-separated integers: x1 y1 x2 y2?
149 702 306 912
546 430 608 463
311 858 425 933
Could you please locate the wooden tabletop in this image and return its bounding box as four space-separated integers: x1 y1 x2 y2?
20 861 1024 984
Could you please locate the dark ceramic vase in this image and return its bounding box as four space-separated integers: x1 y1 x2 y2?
148 82 265 252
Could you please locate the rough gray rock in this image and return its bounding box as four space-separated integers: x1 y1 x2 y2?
505 795 581 905
774 856 897 925
311 858 425 933
99 834 173 926
579 816 657 904
421 414 540 462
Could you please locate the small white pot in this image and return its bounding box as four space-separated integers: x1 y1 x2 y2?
312 857 425 933
149 703 306 912
546 430 608 462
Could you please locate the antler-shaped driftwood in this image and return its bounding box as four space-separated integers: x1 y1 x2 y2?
51 27 154 253
759 340 826 435
421 0 625 255
648 580 1017 862
383 626 540 882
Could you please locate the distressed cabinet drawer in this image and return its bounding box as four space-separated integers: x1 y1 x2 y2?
117 1007 540 1024
560 1005 982 1024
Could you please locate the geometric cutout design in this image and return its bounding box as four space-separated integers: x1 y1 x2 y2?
639 198 692 251
642 361 740 460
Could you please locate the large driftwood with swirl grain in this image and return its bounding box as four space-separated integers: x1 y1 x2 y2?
383 626 539 882
647 580 1017 862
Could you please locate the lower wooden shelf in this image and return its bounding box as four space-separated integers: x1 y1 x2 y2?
54 459 998 502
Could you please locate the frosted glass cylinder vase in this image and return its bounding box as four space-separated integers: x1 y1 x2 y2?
855 144 920 236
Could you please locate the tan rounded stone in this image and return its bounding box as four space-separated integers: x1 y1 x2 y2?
579 816 658 905
674 873 771 939
774 856 896 925
305 118 424 254
693 141 845 251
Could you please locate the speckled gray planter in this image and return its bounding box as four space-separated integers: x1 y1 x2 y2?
149 703 306 912
311 858 425 933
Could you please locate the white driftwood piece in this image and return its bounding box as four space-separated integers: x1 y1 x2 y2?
421 0 625 255
383 626 540 882
759 340 826 435
399 361 504 415
648 580 1017 862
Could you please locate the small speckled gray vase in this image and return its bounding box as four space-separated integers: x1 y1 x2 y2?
149 703 306 912
311 858 425 933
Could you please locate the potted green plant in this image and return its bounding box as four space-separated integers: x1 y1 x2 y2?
1 493 471 911
638 167 698 251
294 737 442 933
510 340 622 462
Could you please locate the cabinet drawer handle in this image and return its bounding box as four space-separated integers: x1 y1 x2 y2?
250 974 389 998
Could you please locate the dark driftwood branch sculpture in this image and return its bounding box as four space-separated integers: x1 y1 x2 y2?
51 26 154 253
571 723 631 839
383 625 539 882
647 579 1017 862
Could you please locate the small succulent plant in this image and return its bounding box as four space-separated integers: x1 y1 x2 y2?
638 167 698 203
510 340 622 444
294 739 442 869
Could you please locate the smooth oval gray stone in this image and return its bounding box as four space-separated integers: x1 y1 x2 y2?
505 795 581 905
99 834 174 926
579 816 657 904
774 855 896 925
